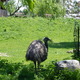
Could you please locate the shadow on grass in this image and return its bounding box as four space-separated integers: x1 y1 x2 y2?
49 42 74 49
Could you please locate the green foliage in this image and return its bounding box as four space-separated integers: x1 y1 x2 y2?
0 59 23 80
33 0 65 18
18 64 34 80
54 69 80 80
21 0 35 11
0 1 5 9
23 9 28 15
4 0 16 15
4 0 22 16
0 59 80 80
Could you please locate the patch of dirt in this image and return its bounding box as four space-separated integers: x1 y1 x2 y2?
0 53 9 57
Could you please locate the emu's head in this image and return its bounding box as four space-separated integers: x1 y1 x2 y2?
43 37 51 51
43 37 51 42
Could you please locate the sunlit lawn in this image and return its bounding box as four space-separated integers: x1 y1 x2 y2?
0 17 77 65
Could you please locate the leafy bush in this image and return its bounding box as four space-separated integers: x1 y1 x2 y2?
0 59 23 80
18 63 35 80
0 59 80 80
54 69 80 80
33 0 65 18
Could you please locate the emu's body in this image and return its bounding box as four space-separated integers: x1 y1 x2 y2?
25 37 51 72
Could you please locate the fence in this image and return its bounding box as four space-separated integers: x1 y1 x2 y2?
0 9 7 17
74 21 80 58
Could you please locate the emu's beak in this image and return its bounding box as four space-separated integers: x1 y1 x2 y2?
48 38 52 42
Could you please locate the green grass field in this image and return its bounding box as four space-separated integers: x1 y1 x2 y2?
0 17 80 80
0 17 76 64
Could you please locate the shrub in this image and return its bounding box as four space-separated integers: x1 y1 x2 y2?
0 59 80 80
33 0 65 18
0 59 23 80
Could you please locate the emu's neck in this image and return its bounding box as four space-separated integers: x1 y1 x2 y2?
44 41 48 51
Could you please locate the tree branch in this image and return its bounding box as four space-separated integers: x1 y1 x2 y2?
10 6 22 16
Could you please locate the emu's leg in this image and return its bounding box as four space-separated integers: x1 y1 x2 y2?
34 61 37 73
38 61 40 70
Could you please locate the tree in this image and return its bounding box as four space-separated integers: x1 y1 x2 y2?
21 0 35 11
19 0 36 17
33 0 65 18
0 1 5 9
5 0 22 16
73 1 80 14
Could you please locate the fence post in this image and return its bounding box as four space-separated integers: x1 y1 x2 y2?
78 26 79 56
74 21 80 58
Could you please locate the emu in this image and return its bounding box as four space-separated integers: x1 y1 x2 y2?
25 37 51 72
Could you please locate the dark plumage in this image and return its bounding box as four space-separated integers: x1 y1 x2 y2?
25 37 51 72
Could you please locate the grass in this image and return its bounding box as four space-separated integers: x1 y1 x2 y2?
0 17 76 64
0 17 80 80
